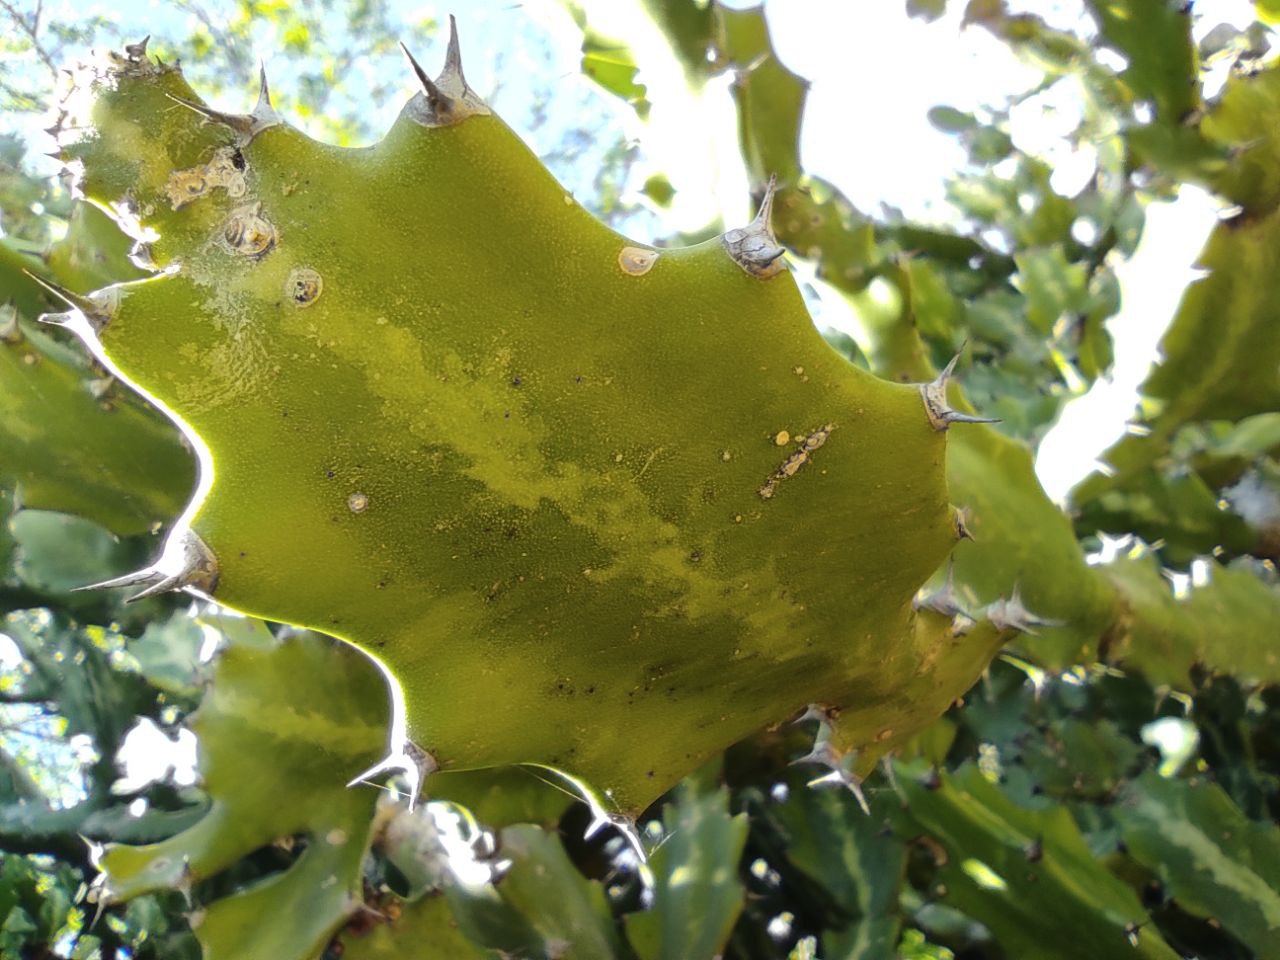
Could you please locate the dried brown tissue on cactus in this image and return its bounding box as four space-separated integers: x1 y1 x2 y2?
48 13 1004 820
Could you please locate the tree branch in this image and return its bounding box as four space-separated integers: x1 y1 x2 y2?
0 0 58 77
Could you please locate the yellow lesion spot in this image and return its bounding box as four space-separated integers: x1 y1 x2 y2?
286 267 323 307
773 430 790 446
618 245 659 276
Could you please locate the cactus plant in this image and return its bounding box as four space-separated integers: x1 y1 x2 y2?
2 3 1279 959
44 25 1007 819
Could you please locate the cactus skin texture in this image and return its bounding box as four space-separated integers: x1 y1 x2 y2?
52 34 1000 815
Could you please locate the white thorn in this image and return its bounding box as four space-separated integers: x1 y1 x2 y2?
723 174 786 278
919 345 1001 431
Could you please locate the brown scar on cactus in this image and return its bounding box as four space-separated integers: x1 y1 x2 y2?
399 16 489 129
286 267 323 307
724 174 787 278
758 423 833 499
165 146 248 210
920 347 1000 431
221 203 277 258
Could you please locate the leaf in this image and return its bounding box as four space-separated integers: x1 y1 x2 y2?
44 202 148 292
641 173 675 207
635 1 712 75
955 665 1142 803
487 824 623 958
1076 70 1280 508
715 5 808 186
1085 0 1198 123
1115 771 1280 957
1076 467 1257 567
908 0 949 23
351 821 623 959
625 781 749 960
1201 62 1280 214
426 768 577 831
9 510 131 596
1014 247 1088 334
1101 553 1280 687
901 259 958 341
0 321 193 537
123 611 211 699
579 27 650 117
339 894 490 958
927 106 977 133
947 425 1118 668
893 762 1182 960
100 631 388 960
773 784 905 960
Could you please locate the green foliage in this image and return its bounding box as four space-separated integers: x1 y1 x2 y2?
770 783 905 958
893 762 1180 960
99 627 386 960
625 780 749 959
1116 771 1280 957
0 201 193 537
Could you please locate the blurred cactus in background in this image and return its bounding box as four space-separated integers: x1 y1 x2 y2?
1 2 1277 959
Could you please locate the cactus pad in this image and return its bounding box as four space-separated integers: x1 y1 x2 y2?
53 31 992 813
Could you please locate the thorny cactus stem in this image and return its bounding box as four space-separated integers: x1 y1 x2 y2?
48 21 1007 815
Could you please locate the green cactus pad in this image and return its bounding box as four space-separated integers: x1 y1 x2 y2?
98 625 387 960
1115 770 1280 958
1 204 193 537
0 317 192 537
58 36 994 813
893 761 1181 960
